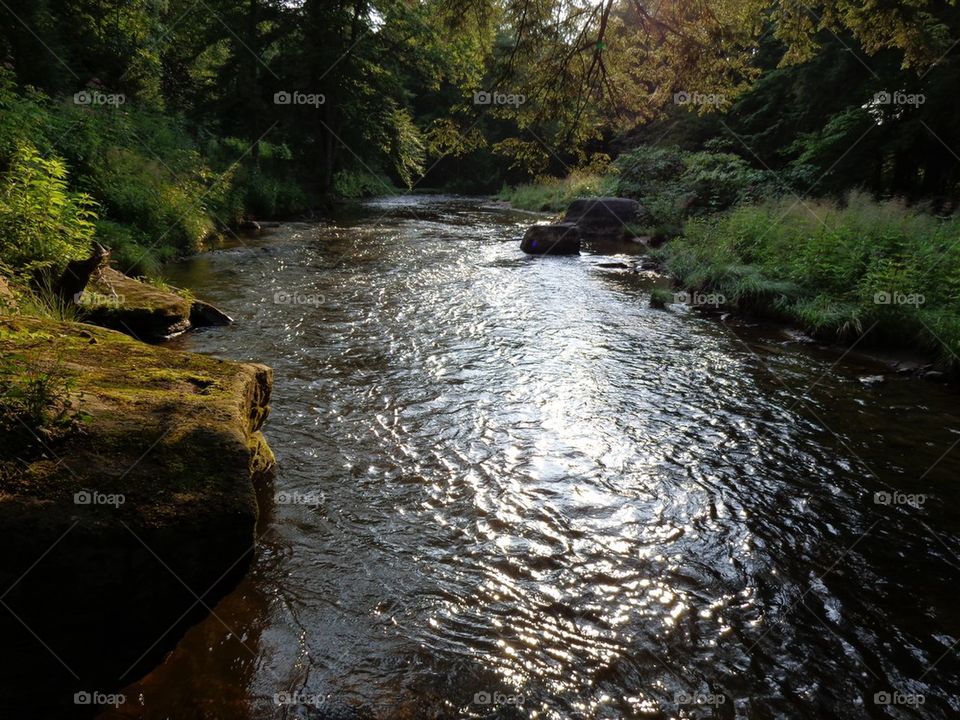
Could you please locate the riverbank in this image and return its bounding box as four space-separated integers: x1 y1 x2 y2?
0 309 275 715
500 175 960 373
650 196 960 371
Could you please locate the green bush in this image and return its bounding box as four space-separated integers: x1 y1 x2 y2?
611 145 776 236
0 70 309 279
658 193 960 363
0 352 86 445
241 171 310 218
92 146 216 254
94 220 176 277
332 168 397 199
680 151 771 213
0 142 97 279
612 145 685 198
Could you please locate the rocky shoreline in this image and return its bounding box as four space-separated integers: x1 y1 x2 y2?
515 196 956 383
0 306 274 715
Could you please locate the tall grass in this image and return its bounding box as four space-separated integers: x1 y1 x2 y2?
657 192 960 364
497 171 616 212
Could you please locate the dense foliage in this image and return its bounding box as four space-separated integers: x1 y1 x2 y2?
656 194 960 361
0 0 957 324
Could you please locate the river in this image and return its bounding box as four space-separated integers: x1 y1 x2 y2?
101 195 960 719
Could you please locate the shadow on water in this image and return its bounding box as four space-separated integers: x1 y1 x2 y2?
96 195 960 719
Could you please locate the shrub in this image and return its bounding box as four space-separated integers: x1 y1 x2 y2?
679 151 771 213
612 145 776 236
0 73 309 278
659 193 960 363
0 142 97 279
332 169 397 199
0 353 86 445
92 147 215 254
241 171 310 217
93 220 175 277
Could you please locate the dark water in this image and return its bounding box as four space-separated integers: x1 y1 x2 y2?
101 196 960 719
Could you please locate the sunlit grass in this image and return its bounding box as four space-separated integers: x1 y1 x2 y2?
656 192 960 364
498 171 616 212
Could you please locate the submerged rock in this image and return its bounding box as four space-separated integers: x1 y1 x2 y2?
520 224 581 255
0 317 274 716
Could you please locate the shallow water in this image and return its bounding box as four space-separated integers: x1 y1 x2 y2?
102 195 960 719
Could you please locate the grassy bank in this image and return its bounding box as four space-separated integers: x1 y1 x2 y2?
500 146 960 367
656 194 960 365
0 69 313 284
497 170 614 212
498 144 960 367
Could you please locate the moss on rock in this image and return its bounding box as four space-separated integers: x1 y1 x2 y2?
80 267 193 341
0 316 275 715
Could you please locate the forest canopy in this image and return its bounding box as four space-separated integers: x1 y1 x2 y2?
0 0 956 230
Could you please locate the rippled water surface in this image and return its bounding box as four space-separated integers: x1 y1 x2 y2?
103 196 960 719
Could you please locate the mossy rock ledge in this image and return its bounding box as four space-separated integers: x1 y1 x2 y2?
0 316 274 717
82 267 232 342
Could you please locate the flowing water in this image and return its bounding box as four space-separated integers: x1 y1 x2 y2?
101 195 960 719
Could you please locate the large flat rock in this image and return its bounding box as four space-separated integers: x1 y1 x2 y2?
0 316 274 716
80 267 233 342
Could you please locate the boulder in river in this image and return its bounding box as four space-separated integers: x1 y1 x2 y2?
561 197 648 239
520 224 581 255
0 316 274 716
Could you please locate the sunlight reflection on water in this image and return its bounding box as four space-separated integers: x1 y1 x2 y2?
102 195 960 720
